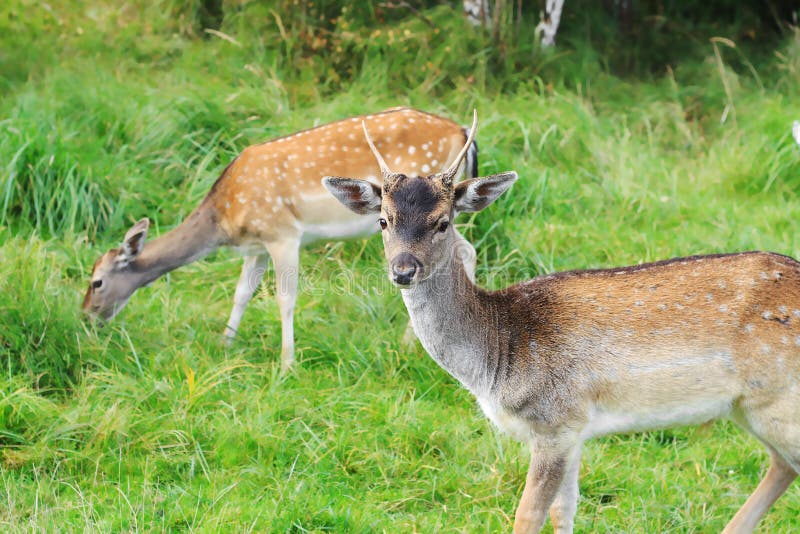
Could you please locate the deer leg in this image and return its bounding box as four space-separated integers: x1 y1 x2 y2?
224 254 268 342
722 450 797 534
514 442 575 534
267 239 300 372
548 446 582 534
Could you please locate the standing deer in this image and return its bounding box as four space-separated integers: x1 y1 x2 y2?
82 107 478 370
323 111 800 533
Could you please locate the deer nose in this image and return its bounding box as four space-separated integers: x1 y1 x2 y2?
391 253 421 286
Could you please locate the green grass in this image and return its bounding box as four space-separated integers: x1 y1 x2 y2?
2 0 800 531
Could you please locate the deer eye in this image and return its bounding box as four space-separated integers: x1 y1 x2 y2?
437 220 450 233
378 218 387 230
91 279 103 290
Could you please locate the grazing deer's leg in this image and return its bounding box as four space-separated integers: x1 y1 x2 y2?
267 238 300 371
549 446 582 534
224 254 268 342
514 441 575 534
722 450 797 534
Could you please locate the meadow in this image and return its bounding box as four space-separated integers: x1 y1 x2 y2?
1 0 800 531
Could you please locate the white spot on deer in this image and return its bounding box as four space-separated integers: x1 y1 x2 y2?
411 161 417 168
778 305 788 314
762 311 773 320
718 280 727 289
273 167 281 174
276 197 283 206
421 164 431 173
426 151 433 158
744 324 754 334
394 156 402 165
408 146 416 155
705 293 714 303
719 304 729 313
657 303 667 311
225 201 231 209
760 344 771 354
421 143 429 150
634 300 644 307
431 159 439 167
760 271 769 280
408 118 415 123
348 133 356 140
781 336 789 345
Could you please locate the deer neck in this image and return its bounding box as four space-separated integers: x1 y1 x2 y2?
132 202 228 286
400 250 494 395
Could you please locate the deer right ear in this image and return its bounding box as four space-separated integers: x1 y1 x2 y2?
116 218 150 267
322 177 382 214
454 172 518 213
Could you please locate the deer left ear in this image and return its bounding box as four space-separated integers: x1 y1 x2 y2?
454 171 518 213
116 218 149 267
322 177 382 214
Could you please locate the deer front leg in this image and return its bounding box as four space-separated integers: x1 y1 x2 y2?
548 446 582 534
514 442 575 534
267 238 300 372
224 254 268 343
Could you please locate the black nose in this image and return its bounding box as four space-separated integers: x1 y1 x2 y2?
391 253 420 285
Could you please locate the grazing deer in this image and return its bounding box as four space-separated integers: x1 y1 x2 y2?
82 107 478 370
323 111 800 533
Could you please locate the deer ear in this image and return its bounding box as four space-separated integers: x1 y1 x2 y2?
116 218 149 267
454 172 518 213
322 177 382 214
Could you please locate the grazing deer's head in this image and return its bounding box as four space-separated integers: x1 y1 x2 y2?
324 111 517 286
82 218 150 321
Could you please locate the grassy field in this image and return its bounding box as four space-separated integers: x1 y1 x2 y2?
2 0 800 531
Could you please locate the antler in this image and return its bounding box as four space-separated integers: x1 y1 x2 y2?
362 120 393 178
439 109 478 187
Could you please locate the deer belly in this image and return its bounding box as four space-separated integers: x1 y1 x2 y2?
581 397 733 439
299 216 379 244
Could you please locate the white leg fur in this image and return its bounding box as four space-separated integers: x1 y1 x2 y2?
268 238 300 372
548 446 582 533
224 254 268 342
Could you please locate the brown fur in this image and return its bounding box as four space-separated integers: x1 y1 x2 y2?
324 119 800 533
83 108 476 370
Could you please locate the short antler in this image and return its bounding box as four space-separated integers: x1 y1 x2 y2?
362 120 393 178
438 109 478 187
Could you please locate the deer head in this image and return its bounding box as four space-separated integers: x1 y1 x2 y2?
82 218 150 321
323 111 517 286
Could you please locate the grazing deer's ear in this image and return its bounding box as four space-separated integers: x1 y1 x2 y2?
454 172 518 213
116 218 149 267
322 177 382 214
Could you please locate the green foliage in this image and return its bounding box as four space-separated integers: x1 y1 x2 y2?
2 0 800 531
